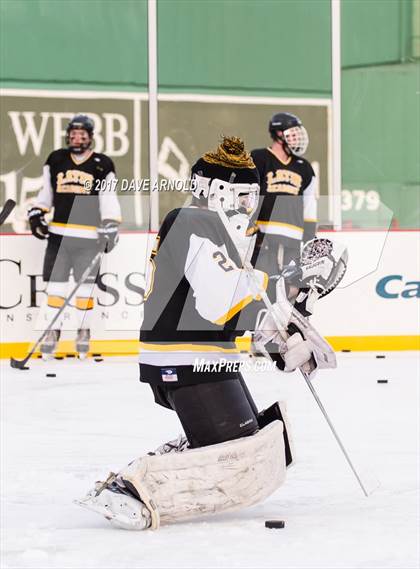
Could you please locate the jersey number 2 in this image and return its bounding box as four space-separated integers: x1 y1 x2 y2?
213 251 234 272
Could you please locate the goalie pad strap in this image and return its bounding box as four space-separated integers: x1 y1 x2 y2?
258 401 294 467
121 421 286 525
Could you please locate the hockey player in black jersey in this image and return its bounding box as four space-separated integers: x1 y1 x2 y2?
28 114 121 359
251 112 317 276
76 137 345 530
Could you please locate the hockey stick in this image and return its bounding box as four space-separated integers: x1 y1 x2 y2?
243 260 371 497
10 249 104 370
0 199 16 226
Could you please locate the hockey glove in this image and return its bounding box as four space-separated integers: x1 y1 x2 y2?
282 332 312 371
28 207 49 240
253 306 313 372
97 220 119 253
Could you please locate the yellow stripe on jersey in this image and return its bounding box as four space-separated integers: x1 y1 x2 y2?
266 147 292 165
70 151 93 165
256 220 303 232
214 271 268 325
50 222 97 231
255 272 269 301
143 259 156 301
214 295 254 326
139 342 239 353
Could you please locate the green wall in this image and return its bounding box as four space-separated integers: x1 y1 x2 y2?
1 0 419 228
341 0 411 67
342 63 419 185
1 0 415 92
1 0 332 96
341 62 419 228
0 0 148 90
157 0 331 96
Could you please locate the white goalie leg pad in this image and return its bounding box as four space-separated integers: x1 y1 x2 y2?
120 421 286 525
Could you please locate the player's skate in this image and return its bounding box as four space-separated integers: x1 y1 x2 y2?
76 328 90 360
75 473 152 530
40 329 61 360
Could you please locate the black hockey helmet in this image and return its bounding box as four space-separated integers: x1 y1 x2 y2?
66 114 94 153
269 112 309 156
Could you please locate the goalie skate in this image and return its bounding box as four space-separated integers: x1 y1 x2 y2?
75 477 152 530
40 329 61 361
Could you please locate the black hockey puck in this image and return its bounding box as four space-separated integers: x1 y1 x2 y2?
46 373 56 378
376 355 386 359
265 520 285 529
54 356 64 360
377 379 388 384
94 358 104 362
66 354 76 358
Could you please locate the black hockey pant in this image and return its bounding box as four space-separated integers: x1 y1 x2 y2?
150 376 259 449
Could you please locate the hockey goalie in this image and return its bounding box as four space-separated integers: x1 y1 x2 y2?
76 137 347 530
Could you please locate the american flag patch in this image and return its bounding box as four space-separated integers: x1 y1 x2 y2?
161 368 178 382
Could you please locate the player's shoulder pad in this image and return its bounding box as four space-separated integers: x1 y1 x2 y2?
251 147 268 161
294 156 315 177
92 153 116 172
160 207 226 246
251 148 271 171
45 148 69 165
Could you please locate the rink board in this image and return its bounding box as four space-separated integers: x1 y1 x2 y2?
0 231 419 357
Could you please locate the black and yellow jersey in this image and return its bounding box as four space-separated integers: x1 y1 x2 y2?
139 207 268 384
251 147 317 246
34 148 121 239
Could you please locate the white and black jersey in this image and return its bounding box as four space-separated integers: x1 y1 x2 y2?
34 148 121 239
139 207 268 386
251 148 317 247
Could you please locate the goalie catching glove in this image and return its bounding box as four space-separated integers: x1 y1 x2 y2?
97 219 119 253
281 238 348 315
28 207 49 240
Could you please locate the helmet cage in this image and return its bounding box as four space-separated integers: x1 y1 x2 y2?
192 175 259 217
282 125 309 156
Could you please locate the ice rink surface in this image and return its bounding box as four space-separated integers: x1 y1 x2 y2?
1 352 419 569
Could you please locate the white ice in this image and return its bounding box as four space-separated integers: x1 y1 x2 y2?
1 352 419 569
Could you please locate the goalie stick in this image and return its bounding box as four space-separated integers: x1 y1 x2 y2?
0 199 16 226
213 191 371 497
10 249 105 370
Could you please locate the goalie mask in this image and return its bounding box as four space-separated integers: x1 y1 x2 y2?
191 137 260 254
269 112 309 157
66 114 94 154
